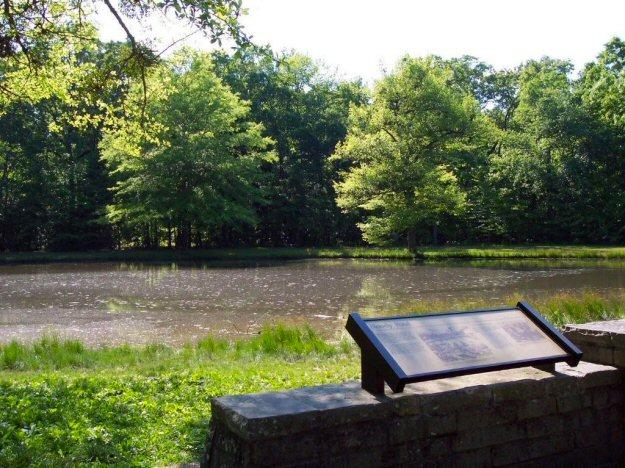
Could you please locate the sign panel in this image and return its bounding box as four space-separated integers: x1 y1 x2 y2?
366 309 567 376
346 302 582 395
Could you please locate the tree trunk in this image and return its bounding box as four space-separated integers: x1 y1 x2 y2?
143 224 151 249
406 228 416 250
0 155 10 251
432 224 439 245
176 224 191 250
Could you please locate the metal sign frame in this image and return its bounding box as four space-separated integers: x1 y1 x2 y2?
345 301 583 395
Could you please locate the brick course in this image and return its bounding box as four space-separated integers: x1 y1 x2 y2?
203 362 624 467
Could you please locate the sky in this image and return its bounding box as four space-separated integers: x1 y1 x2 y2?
96 0 625 82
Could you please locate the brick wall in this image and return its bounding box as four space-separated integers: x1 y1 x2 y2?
203 361 624 467
564 320 625 368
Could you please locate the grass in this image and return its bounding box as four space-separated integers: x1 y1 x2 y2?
415 245 625 260
538 293 625 327
3 244 625 265
3 294 625 465
0 325 343 373
367 291 625 328
0 326 358 466
0 359 358 466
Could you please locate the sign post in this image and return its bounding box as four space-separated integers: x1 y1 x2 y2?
346 301 582 395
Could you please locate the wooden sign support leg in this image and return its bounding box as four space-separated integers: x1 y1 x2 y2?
361 355 385 395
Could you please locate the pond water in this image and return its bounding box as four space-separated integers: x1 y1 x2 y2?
1 258 625 345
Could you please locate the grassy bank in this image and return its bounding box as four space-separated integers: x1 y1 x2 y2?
377 292 625 328
3 294 625 465
3 245 625 265
0 326 358 466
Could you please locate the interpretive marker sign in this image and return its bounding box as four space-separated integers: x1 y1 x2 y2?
346 301 582 395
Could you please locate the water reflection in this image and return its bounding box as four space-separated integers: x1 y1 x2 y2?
0 258 624 345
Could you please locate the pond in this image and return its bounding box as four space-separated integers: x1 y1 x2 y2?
2 258 625 345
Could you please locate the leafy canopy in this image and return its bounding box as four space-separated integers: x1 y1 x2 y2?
212 48 367 246
333 57 487 246
0 0 247 116
100 50 273 248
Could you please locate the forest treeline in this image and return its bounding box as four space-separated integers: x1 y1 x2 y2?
2 38 625 250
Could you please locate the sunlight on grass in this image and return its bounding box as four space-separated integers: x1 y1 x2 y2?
4 245 625 265
365 292 625 328
3 293 625 373
0 325 359 465
0 325 350 372
2 295 625 465
235 324 338 356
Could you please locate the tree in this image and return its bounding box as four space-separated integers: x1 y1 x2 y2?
483 57 621 243
4 30 625 252
1 0 248 121
0 102 52 250
576 37 625 241
0 89 115 251
100 50 273 249
212 48 367 246
333 57 487 248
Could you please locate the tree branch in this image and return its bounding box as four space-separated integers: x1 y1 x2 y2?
382 127 398 142
102 0 148 121
102 0 137 47
157 29 202 58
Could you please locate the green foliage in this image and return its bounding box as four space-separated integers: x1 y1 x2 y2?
0 342 26 370
212 48 367 246
0 92 113 251
482 59 577 241
539 293 625 327
101 50 273 248
0 0 246 115
5 245 625 265
0 359 358 465
236 324 337 356
4 30 625 250
578 38 625 133
413 245 625 259
0 327 356 465
372 291 625 329
573 37 625 241
0 326 345 372
195 336 229 355
2 297 625 464
333 57 489 247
